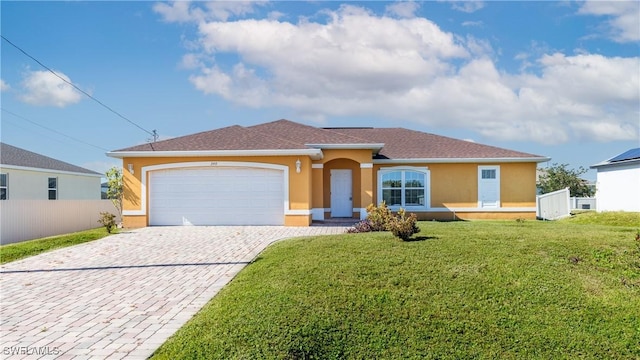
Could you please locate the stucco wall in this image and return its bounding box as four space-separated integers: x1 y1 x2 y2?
120 153 539 226
373 162 537 209
596 163 640 212
0 168 101 200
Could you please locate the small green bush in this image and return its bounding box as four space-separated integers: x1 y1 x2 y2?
98 212 117 233
387 208 420 241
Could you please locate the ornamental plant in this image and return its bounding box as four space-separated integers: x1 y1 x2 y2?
365 202 393 231
347 202 420 241
387 208 420 241
98 212 117 233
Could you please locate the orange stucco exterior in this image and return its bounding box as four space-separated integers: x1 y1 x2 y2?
120 150 540 228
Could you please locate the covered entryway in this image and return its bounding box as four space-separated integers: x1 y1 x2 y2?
149 167 285 225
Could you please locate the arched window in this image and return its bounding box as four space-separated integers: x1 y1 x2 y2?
379 168 429 208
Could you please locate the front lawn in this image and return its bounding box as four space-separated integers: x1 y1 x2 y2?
152 216 640 359
0 227 115 264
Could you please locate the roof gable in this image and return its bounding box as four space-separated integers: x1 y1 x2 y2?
0 143 101 175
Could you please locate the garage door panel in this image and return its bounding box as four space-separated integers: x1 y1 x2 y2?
149 167 284 226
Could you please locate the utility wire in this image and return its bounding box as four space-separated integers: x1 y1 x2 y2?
1 35 158 141
1 108 110 152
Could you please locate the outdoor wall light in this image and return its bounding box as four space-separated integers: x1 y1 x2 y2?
128 163 134 174
295 159 301 174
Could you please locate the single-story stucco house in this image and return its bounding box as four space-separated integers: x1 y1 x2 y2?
590 148 640 212
0 142 102 200
107 119 549 227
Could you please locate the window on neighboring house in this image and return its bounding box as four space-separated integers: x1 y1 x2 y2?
379 169 428 208
0 173 7 200
48 177 58 200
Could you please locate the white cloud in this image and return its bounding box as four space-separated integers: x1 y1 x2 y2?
578 0 640 42
447 1 485 13
267 11 285 21
0 79 9 92
159 3 640 145
19 70 83 107
153 1 267 23
462 20 483 27
385 1 420 19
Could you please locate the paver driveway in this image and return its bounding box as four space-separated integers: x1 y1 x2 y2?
0 226 347 359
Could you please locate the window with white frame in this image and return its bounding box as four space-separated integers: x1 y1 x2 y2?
48 177 58 200
379 168 429 208
0 173 7 200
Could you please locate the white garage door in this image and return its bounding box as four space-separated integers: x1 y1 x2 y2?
149 167 285 226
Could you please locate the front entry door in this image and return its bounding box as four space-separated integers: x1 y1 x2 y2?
331 169 352 217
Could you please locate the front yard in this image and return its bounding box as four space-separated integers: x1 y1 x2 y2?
152 213 640 359
0 227 114 264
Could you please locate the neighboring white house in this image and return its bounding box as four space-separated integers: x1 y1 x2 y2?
0 143 116 244
0 142 102 200
590 148 640 212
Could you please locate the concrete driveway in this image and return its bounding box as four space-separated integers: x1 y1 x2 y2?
0 226 347 359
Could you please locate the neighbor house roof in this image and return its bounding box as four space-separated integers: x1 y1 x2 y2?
108 119 548 162
0 143 102 175
591 148 640 169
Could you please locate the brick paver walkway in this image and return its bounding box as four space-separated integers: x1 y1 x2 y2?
0 226 347 359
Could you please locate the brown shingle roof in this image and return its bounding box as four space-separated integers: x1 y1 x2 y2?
114 125 308 152
249 119 374 145
332 128 544 159
111 119 546 160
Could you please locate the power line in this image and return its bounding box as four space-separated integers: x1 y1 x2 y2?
1 35 157 140
1 107 110 152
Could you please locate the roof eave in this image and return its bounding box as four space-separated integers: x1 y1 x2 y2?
590 158 640 169
0 164 103 177
374 157 550 164
106 149 325 160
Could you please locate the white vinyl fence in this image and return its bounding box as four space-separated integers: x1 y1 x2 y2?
536 188 571 220
0 200 120 245
570 197 597 210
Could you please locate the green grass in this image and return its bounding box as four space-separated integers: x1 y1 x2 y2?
152 215 640 359
563 210 640 227
0 227 115 264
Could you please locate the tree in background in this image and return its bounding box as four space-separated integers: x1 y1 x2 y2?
538 163 594 197
105 166 123 215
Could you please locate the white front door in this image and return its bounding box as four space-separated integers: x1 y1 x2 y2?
331 169 352 217
478 166 500 208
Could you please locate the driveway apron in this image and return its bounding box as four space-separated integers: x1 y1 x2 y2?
0 226 347 359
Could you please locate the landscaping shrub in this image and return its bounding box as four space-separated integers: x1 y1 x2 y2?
347 203 420 240
346 220 373 233
97 212 117 233
386 208 420 241
365 202 393 231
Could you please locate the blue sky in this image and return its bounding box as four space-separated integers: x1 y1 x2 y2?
1 1 639 180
